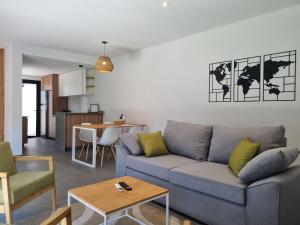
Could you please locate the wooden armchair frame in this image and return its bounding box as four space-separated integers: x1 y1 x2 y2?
41 207 72 225
0 156 57 224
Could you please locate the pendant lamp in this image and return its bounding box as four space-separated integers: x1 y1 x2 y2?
96 41 114 73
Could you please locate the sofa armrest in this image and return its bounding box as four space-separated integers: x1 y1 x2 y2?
115 144 132 177
247 165 300 225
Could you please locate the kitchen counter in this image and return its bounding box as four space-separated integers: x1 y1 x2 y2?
61 111 105 115
55 111 104 151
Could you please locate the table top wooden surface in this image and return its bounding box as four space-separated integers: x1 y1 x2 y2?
74 123 146 129
68 176 168 215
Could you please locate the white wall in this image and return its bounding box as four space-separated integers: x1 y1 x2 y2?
87 5 300 147
22 75 41 81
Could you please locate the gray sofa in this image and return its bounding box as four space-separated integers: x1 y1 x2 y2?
116 121 300 225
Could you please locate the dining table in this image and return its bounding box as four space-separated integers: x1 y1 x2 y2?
72 123 146 168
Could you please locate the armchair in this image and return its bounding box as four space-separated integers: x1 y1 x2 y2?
0 142 56 224
41 207 72 225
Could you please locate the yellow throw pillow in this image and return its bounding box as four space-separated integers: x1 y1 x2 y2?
138 131 169 157
229 138 260 176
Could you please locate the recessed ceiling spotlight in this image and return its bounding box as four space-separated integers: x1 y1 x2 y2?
162 1 171 8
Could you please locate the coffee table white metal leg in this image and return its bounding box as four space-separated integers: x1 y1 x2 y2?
166 193 169 225
67 193 71 206
103 216 107 225
68 192 169 225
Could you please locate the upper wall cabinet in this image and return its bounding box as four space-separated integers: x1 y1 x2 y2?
59 68 96 96
59 68 87 96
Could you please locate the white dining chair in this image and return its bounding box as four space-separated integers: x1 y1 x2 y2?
97 127 120 167
78 123 99 162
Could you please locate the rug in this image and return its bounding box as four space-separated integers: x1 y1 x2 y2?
15 202 204 225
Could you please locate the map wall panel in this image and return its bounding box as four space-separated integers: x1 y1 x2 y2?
263 50 296 101
209 61 232 102
233 56 261 102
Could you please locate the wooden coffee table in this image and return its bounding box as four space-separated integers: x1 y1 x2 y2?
68 176 169 225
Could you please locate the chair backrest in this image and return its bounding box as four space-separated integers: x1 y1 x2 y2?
0 142 17 176
98 127 120 146
79 123 93 142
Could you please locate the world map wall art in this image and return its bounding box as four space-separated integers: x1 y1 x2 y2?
209 61 232 102
263 50 296 101
208 50 297 103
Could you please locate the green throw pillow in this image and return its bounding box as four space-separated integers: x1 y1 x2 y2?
228 138 260 176
138 131 169 157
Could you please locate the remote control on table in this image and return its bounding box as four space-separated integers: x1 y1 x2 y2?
119 181 132 191
114 183 124 192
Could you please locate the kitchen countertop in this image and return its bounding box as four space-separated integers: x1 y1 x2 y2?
56 111 105 115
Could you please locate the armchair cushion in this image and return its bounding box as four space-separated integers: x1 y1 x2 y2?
0 142 17 176
0 171 54 204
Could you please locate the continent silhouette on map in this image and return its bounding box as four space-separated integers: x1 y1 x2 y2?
264 59 294 97
237 63 260 95
209 63 231 100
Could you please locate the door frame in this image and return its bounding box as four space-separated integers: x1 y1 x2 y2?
22 79 41 137
0 49 4 141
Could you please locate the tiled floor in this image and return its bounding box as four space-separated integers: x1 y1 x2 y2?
0 137 116 223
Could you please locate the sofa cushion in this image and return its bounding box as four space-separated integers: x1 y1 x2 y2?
208 125 286 164
126 154 198 181
239 147 299 183
138 131 169 157
0 171 54 204
228 138 260 176
163 120 212 160
169 162 247 205
120 133 144 156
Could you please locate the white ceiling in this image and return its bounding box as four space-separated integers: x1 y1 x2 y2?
1 0 300 58
22 55 91 76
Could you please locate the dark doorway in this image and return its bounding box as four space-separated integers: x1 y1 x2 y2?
22 79 41 137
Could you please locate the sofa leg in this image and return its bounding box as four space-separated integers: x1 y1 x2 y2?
51 186 57 211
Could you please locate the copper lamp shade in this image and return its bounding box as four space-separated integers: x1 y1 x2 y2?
96 56 114 73
96 41 114 73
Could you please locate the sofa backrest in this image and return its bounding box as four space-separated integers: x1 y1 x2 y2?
208 125 286 164
163 120 212 161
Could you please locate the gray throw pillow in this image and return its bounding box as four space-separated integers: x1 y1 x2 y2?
119 133 144 156
239 147 299 183
163 120 212 160
208 125 286 164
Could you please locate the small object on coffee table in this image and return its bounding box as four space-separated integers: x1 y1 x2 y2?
114 183 124 192
119 181 132 191
68 176 169 225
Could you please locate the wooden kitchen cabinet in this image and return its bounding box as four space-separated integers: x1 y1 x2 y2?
22 116 28 145
56 112 104 151
41 75 52 91
42 74 68 115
